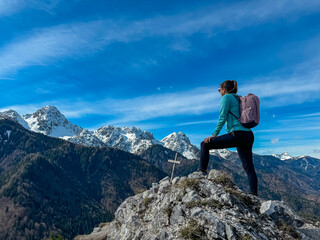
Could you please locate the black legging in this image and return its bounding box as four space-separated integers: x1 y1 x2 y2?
200 130 258 195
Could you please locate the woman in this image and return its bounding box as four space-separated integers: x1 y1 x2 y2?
198 80 258 196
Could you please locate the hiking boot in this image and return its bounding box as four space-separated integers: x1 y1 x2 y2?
197 168 208 175
193 168 208 178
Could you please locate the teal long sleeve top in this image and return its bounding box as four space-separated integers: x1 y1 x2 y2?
213 93 251 136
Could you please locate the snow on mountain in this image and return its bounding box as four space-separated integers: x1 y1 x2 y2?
22 105 83 137
0 110 29 129
94 125 163 155
161 132 200 160
62 129 106 147
210 149 234 158
272 152 293 161
1 106 314 162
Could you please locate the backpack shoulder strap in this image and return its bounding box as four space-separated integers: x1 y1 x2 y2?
228 110 239 119
228 94 240 118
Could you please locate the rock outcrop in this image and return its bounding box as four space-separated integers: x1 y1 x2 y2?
75 170 320 240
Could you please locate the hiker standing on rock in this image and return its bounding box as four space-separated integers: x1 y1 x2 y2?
198 80 259 196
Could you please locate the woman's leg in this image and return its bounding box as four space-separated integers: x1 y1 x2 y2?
236 132 258 195
200 132 238 171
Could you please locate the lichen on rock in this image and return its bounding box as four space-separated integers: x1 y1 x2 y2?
75 170 320 240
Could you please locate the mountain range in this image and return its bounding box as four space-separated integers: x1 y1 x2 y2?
0 119 166 240
0 105 308 162
1 106 320 239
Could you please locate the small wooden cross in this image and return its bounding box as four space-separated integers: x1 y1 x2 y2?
168 152 181 182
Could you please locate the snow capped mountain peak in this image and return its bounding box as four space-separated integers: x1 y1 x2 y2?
0 109 29 129
62 129 105 147
22 105 83 137
94 125 163 154
23 105 63 120
272 152 293 161
161 131 199 160
210 149 233 158
1 106 312 162
162 131 191 144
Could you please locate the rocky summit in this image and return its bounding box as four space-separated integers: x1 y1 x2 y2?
75 170 320 240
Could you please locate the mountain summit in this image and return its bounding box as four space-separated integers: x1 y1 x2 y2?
0 109 29 129
22 105 83 137
94 125 163 155
272 152 293 161
75 170 320 240
161 131 200 160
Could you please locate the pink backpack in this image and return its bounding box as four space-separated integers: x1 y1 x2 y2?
229 93 260 128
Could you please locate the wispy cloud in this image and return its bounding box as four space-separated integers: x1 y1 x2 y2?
288 112 320 118
255 126 320 133
0 103 42 115
271 138 279 144
176 120 218 126
0 86 221 125
1 0 320 78
0 0 60 16
2 66 320 125
0 21 107 78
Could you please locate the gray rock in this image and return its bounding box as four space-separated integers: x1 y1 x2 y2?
207 169 221 181
170 205 185 225
158 181 171 194
182 190 200 203
76 170 319 240
159 176 170 184
226 224 237 240
260 200 304 227
171 177 180 185
188 171 207 179
300 223 320 240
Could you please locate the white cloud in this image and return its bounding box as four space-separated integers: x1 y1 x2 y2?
291 112 320 118
0 0 60 16
255 126 320 133
0 21 107 77
2 67 320 125
0 85 220 121
1 0 320 77
176 120 218 126
271 138 279 144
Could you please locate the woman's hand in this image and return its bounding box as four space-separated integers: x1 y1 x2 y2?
204 134 216 143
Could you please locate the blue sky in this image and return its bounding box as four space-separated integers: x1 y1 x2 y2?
1 0 320 158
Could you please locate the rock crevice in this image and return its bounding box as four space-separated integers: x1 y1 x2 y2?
75 170 320 240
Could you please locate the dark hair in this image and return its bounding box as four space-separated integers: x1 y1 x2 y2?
220 80 238 93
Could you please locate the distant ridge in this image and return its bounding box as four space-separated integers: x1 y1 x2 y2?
0 105 313 161
0 119 166 240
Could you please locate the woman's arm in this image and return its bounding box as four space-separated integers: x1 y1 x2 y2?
213 95 231 136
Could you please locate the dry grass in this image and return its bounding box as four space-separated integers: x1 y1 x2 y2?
163 205 173 218
98 222 109 228
213 172 236 189
177 178 200 192
179 219 208 240
143 197 153 208
225 188 255 208
240 233 252 240
278 221 302 240
185 199 226 210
